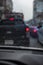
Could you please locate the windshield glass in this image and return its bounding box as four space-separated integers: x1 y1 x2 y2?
0 0 43 49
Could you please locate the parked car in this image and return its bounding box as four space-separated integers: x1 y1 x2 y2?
37 27 43 45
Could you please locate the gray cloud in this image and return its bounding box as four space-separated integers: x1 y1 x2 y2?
12 0 34 21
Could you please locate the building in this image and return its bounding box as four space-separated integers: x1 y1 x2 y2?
0 0 4 18
33 0 43 25
0 0 13 19
5 0 13 13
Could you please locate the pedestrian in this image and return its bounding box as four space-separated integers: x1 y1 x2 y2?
38 22 42 28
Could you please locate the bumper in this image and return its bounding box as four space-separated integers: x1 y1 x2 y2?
0 33 30 47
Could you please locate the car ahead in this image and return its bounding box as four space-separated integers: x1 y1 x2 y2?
29 26 38 38
0 13 30 47
37 27 43 45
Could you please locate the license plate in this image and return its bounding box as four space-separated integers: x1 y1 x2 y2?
6 31 12 34
5 40 14 45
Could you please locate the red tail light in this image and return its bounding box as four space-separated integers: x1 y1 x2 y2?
9 18 14 21
26 27 30 32
33 29 37 33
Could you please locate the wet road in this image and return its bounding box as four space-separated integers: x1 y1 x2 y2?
30 37 43 48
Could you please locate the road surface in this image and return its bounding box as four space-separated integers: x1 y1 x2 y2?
30 36 43 48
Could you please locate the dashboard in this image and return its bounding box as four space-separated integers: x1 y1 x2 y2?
0 46 43 65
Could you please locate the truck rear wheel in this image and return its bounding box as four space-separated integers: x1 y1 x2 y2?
0 38 4 45
24 38 30 47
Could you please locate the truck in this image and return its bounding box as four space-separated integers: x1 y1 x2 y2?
0 12 30 47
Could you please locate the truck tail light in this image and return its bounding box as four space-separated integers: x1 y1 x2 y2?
9 18 14 21
25 27 30 32
33 29 37 33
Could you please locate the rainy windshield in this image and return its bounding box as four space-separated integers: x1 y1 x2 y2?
0 0 43 49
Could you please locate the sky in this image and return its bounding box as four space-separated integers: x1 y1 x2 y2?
12 0 34 21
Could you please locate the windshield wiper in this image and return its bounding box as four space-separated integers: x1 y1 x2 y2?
0 46 43 51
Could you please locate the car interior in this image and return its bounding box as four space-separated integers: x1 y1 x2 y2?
0 46 43 65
